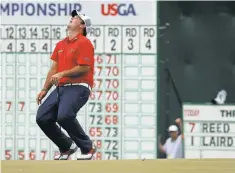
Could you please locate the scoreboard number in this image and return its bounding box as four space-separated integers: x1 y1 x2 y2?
105 140 118 150
105 103 119 113
93 152 102 160
52 27 61 39
6 26 14 39
94 55 103 64
41 150 47 160
7 43 13 52
105 115 118 125
5 150 12 160
89 127 102 137
89 114 102 125
18 27 26 39
93 79 119 89
6 101 12 111
106 79 119 89
42 43 49 52
29 151 36 160
92 140 102 149
89 90 103 100
18 101 25 111
19 43 25 52
106 55 117 64
41 27 50 39
106 66 119 76
106 91 119 100
105 127 118 137
30 43 36 52
128 38 134 50
89 102 102 113
18 150 25 160
89 115 119 125
140 27 156 53
189 122 196 132
30 27 38 39
110 39 116 51
145 39 151 50
93 79 103 88
105 152 119 160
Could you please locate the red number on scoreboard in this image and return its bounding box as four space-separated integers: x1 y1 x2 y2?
19 101 25 111
90 92 95 100
41 150 47 160
89 127 102 137
6 101 12 111
95 55 103 64
18 150 25 160
92 140 102 149
97 91 103 100
93 79 102 88
93 152 102 160
97 140 102 149
5 150 12 160
106 67 119 76
105 115 118 125
106 103 119 113
106 79 119 89
54 151 60 159
29 151 36 160
90 91 103 100
106 91 119 100
106 54 117 64
113 115 118 124
95 66 103 76
189 122 196 132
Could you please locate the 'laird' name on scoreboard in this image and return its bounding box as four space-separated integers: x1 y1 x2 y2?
200 123 233 147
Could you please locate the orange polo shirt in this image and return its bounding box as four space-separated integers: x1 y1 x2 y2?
50 34 94 87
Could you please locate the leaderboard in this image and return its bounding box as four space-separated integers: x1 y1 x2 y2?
0 24 157 160
183 104 235 158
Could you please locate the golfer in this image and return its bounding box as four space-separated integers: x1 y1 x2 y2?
36 10 96 160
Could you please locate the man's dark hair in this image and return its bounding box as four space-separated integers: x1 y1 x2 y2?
81 20 87 36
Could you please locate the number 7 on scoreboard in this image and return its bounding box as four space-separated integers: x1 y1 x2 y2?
189 122 195 132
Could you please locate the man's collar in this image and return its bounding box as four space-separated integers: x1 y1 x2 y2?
171 137 177 142
64 33 83 43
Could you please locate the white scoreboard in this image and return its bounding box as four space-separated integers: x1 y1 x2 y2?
0 1 157 160
183 104 235 158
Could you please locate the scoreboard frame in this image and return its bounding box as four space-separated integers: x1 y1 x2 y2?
182 103 235 159
0 24 158 160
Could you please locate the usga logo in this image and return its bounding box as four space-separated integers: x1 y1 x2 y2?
101 3 136 16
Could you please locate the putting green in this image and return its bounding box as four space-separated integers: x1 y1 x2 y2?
1 159 235 173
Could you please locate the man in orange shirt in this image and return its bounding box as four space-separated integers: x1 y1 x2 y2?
36 10 96 160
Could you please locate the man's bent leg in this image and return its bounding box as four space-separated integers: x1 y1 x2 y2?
57 86 92 154
36 89 73 152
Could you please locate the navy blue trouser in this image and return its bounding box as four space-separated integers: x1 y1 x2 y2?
36 85 92 154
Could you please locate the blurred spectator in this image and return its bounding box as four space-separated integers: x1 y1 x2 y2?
158 118 183 159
